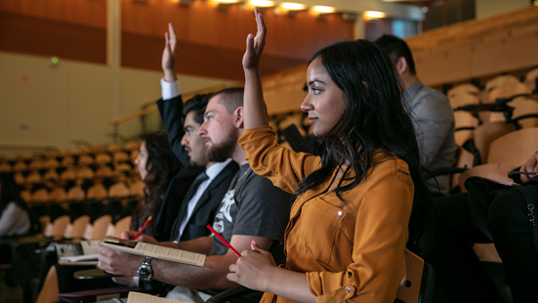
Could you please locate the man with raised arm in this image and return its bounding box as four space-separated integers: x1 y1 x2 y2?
98 25 291 302
154 23 237 243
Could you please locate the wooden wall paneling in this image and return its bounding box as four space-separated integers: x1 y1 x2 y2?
0 12 106 64
470 25 538 78
0 0 106 28
121 32 305 80
414 43 473 86
121 0 353 62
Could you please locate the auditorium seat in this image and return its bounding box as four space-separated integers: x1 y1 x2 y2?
68 215 90 240
485 75 521 92
60 166 76 181
124 141 140 152
76 166 94 180
524 67 538 93
25 171 43 184
0 162 11 172
13 161 28 172
447 83 480 99
450 93 480 110
473 121 516 164
14 172 25 185
454 111 479 146
95 165 114 178
86 215 112 240
43 169 59 181
78 155 94 166
95 153 112 165
67 186 85 201
61 156 75 167
107 144 123 154
129 180 144 197
87 183 107 200
458 163 513 193
487 127 538 167
130 150 139 163
44 158 60 170
112 216 132 238
112 151 129 163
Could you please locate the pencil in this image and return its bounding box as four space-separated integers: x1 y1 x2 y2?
133 216 152 240
207 224 241 257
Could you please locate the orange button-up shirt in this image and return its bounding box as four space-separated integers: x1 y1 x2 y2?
238 126 414 303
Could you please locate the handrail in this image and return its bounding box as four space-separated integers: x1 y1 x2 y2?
406 6 538 50
0 143 61 152
109 84 231 126
70 140 93 149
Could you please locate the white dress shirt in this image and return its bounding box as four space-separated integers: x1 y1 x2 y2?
177 159 233 238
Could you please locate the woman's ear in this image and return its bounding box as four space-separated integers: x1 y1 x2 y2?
362 81 368 89
234 106 244 128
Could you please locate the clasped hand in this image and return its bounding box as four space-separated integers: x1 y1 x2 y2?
227 241 277 292
97 231 158 277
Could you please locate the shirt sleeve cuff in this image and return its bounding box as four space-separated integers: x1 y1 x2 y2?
161 78 181 100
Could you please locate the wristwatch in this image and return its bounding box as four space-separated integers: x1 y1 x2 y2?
137 257 153 281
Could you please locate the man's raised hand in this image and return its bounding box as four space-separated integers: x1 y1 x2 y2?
162 23 178 82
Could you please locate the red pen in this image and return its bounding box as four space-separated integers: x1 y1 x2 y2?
134 216 152 240
207 224 241 257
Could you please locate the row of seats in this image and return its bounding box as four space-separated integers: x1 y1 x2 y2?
0 141 140 163
0 151 139 173
40 214 132 241
11 164 137 186
22 179 144 204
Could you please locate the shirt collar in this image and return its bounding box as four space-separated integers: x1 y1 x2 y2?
404 79 423 100
205 158 233 180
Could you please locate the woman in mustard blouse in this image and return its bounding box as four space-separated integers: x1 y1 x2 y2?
227 9 432 303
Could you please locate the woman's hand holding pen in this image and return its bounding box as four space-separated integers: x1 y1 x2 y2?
242 7 266 71
227 240 277 292
519 153 538 182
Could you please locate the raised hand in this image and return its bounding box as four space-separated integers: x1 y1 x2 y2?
162 23 178 82
242 7 266 70
227 240 277 291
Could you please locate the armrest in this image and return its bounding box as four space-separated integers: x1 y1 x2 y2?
206 286 253 303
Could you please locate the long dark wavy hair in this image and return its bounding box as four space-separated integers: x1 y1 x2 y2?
131 132 182 234
0 172 26 216
295 39 433 245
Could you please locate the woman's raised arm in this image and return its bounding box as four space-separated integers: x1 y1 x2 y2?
242 7 269 129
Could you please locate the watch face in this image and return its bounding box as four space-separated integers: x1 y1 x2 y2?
139 266 151 279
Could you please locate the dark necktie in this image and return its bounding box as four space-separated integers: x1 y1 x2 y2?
170 171 209 241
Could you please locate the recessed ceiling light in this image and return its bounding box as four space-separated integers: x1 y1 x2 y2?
312 6 335 14
364 11 386 19
281 2 306 10
249 0 275 7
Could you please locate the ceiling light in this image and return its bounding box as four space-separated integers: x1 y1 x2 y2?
249 0 275 7
364 11 386 19
312 6 335 14
214 0 240 3
281 2 306 10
